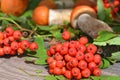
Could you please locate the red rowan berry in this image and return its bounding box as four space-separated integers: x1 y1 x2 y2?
78 60 87 70
54 67 62 75
94 54 102 64
62 30 71 40
10 50 16 55
76 44 86 52
49 46 56 55
0 48 4 56
75 72 82 80
5 27 14 36
113 0 120 6
11 41 19 50
66 62 72 70
20 40 30 50
3 46 11 54
49 60 57 69
88 62 97 72
13 30 22 40
79 36 88 45
62 41 69 47
93 68 102 76
47 50 52 57
17 48 24 55
81 68 91 78
47 57 54 64
54 52 63 61
0 32 4 40
56 61 64 68
49 68 54 74
71 67 80 77
69 40 76 48
69 47 77 57
69 58 78 67
87 44 97 54
29 42 38 51
64 54 72 62
64 70 72 79
55 43 62 52
60 46 68 55
61 67 66 74
76 51 84 60
85 53 94 62
4 38 11 46
8 36 14 42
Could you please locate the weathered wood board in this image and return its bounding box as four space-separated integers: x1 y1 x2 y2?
0 56 120 80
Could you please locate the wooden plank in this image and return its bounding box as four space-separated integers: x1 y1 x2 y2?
0 56 120 80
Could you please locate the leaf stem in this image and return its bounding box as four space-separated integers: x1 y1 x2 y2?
0 17 22 29
18 68 48 77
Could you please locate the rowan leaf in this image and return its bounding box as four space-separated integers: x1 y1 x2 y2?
55 75 68 80
107 36 120 45
91 76 120 80
101 58 110 69
97 0 105 20
107 51 120 62
45 75 57 80
94 31 117 42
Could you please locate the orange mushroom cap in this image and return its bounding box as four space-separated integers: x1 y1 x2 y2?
32 6 49 25
70 6 97 28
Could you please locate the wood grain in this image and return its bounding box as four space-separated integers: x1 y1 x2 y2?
0 56 120 80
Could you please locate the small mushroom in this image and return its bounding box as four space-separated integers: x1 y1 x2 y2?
70 6 113 38
32 6 72 26
32 6 49 25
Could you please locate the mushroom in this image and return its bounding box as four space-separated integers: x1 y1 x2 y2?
32 6 72 26
70 6 113 38
32 6 49 25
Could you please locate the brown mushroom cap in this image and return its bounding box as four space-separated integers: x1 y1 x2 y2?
32 6 49 25
70 6 97 28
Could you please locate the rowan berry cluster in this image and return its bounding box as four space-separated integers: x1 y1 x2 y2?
94 0 120 17
0 27 38 56
47 36 102 79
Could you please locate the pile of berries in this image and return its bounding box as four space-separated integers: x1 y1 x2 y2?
47 36 102 79
94 0 120 18
0 27 38 56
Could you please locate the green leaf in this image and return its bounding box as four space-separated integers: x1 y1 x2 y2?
50 25 62 30
38 26 51 31
29 0 40 10
104 8 113 23
27 36 48 65
0 12 5 17
20 10 33 18
93 42 107 46
25 57 35 62
45 75 57 80
53 30 62 40
99 60 104 69
107 51 120 62
107 36 120 45
91 76 120 80
113 26 120 33
35 69 43 74
55 75 68 80
8 15 20 21
94 31 117 42
101 58 110 69
97 0 105 20
34 54 48 65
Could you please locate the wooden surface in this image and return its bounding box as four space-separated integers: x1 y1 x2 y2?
0 56 120 80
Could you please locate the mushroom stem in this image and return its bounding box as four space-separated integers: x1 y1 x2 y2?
49 9 72 25
77 14 113 38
